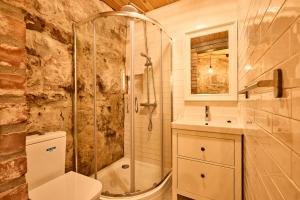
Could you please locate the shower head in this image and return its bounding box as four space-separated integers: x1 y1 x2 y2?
140 53 151 61
140 52 148 58
121 4 139 13
140 53 152 66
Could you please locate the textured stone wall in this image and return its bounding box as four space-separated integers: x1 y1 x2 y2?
0 0 28 199
191 51 229 94
76 17 126 175
21 0 116 172
0 0 126 197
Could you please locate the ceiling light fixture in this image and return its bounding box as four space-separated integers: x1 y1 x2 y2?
208 54 214 74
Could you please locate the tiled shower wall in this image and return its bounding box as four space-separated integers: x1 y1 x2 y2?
238 0 300 199
124 22 172 171
148 0 239 122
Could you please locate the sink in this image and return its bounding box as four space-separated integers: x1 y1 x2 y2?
171 120 243 135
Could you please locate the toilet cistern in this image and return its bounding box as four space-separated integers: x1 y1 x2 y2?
26 131 102 200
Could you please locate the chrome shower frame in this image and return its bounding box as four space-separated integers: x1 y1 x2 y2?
73 10 173 197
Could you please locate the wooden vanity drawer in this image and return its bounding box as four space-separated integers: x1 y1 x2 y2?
178 133 235 166
178 158 234 200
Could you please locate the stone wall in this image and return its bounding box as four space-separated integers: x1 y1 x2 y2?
191 51 229 94
19 0 118 173
75 17 126 175
1 0 126 192
0 0 28 199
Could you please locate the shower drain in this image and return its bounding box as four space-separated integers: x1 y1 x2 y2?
122 164 129 169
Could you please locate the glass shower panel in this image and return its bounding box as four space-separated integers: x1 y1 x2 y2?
132 20 163 192
93 16 129 196
75 16 130 195
162 32 172 178
74 13 172 198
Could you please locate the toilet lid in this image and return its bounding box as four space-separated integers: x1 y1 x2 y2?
29 171 102 200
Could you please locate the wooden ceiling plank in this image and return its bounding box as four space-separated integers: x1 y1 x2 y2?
149 0 177 8
101 0 179 12
101 0 122 10
131 0 153 12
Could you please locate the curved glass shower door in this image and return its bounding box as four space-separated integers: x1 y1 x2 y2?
74 12 172 197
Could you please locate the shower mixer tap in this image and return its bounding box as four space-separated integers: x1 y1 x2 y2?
140 50 157 132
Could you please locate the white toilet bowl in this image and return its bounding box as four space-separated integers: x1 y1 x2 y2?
26 131 102 200
29 171 102 200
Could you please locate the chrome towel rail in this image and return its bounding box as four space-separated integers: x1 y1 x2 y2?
238 68 283 98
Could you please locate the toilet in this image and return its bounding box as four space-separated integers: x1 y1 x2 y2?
26 131 102 200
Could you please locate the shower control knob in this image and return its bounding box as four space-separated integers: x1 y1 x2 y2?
201 147 205 152
201 174 205 178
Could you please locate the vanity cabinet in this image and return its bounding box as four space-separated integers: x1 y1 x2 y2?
172 128 242 200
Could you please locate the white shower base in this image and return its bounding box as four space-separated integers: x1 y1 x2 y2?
97 157 171 200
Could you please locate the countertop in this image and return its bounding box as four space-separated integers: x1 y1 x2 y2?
172 119 244 135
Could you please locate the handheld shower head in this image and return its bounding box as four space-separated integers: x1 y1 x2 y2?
140 52 148 58
140 53 152 66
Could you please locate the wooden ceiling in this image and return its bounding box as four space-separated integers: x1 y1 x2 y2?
101 0 179 12
191 31 228 47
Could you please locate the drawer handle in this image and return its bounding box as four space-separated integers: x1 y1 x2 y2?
201 174 205 178
201 147 206 152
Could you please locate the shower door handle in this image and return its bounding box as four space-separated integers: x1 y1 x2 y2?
134 97 139 113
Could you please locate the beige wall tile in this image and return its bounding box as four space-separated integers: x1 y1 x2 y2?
245 148 272 200
269 0 300 42
254 141 282 176
260 174 285 200
292 88 300 120
260 0 285 35
260 92 275 113
263 31 290 73
272 115 297 151
291 119 300 153
259 89 291 117
258 129 292 177
239 0 300 198
271 174 300 199
273 89 292 117
281 54 300 88
291 152 300 189
255 110 272 132
291 18 300 56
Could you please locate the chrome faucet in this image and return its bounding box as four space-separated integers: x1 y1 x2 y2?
205 106 210 121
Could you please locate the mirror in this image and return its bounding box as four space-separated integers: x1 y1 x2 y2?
185 22 237 101
191 31 229 94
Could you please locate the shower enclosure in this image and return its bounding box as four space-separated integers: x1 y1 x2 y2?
73 7 172 198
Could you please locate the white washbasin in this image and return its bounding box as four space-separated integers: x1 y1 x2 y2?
171 120 243 135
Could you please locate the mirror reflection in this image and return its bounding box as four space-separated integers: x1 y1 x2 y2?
190 31 229 94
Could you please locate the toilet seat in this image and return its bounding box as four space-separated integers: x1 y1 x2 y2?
29 171 102 200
